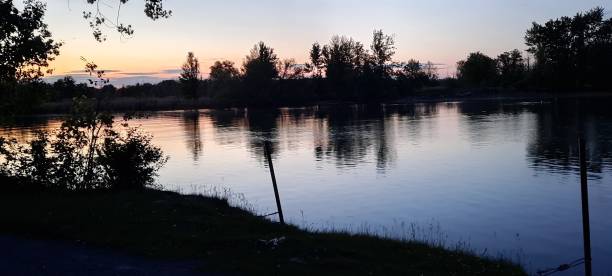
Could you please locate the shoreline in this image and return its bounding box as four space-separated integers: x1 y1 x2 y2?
27 91 612 116
0 188 526 275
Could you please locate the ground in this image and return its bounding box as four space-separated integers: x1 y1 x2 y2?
0 189 527 275
0 235 208 275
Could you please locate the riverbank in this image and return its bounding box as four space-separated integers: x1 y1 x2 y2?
31 90 612 115
0 189 526 275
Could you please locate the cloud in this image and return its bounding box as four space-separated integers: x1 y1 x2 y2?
65 69 122 74
158 69 182 74
109 76 170 86
118 72 161 76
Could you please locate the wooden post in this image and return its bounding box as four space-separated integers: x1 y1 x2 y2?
579 137 592 276
264 141 285 224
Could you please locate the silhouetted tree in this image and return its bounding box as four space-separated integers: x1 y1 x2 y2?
457 52 498 87
209 60 239 82
370 30 395 79
0 0 61 83
397 59 428 91
307 42 325 78
423 61 439 83
179 52 201 100
242 42 279 104
322 36 369 99
496 49 525 87
242 42 279 83
525 7 612 89
52 77 76 99
278 58 305 80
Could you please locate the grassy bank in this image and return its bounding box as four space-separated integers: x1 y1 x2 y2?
0 189 526 275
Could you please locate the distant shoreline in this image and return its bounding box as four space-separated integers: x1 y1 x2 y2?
27 90 612 116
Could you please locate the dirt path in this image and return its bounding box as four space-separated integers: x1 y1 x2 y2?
0 235 212 275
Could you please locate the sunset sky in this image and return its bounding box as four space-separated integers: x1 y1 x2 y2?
33 0 611 86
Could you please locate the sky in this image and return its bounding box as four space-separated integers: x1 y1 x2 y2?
31 0 612 86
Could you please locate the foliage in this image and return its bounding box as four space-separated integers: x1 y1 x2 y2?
525 7 612 89
83 0 171 42
496 50 526 87
209 60 240 82
242 41 279 83
0 80 49 115
457 52 498 87
179 52 201 100
306 42 324 78
396 59 432 91
316 30 402 100
321 35 369 98
370 29 395 79
0 0 61 83
278 58 305 80
0 97 168 191
98 127 166 190
241 42 279 104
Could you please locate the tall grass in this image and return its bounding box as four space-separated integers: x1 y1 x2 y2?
165 183 527 268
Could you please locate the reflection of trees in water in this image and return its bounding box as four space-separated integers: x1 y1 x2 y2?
244 108 281 163
313 106 372 168
181 111 203 162
524 99 612 175
311 104 427 171
193 99 612 175
0 116 59 142
208 109 248 146
239 103 443 172
454 99 612 175
278 108 315 153
457 101 535 146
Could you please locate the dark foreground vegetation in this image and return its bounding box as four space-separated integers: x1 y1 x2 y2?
2 2 612 115
0 188 526 276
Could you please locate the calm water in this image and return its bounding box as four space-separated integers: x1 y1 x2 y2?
2 99 612 275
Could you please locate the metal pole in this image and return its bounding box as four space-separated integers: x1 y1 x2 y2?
579 137 592 276
264 141 285 224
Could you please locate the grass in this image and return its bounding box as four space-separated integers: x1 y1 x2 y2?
0 188 527 275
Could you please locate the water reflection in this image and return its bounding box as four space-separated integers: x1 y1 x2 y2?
3 100 612 176
525 99 612 176
181 111 203 162
191 101 612 174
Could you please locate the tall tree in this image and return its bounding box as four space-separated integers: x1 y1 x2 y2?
496 49 525 87
179 52 200 100
241 42 279 104
308 42 324 78
525 7 612 89
209 60 239 82
370 30 395 78
322 37 367 83
242 42 279 83
457 52 498 87
0 0 61 83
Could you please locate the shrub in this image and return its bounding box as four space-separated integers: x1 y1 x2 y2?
98 128 167 190
0 96 167 191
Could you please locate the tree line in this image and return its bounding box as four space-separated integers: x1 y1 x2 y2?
1 1 612 114
170 30 440 106
458 7 612 90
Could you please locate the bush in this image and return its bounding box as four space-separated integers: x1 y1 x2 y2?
98 128 166 190
0 96 167 191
